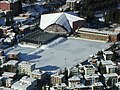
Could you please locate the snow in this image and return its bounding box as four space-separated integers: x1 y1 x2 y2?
40 12 84 32
5 38 110 69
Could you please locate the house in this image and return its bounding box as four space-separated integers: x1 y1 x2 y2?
84 65 96 75
84 74 100 86
51 73 65 85
115 82 120 90
103 51 113 60
19 25 30 35
18 61 35 77
5 78 13 87
0 49 4 56
68 75 83 87
2 72 16 79
7 51 20 60
92 82 104 90
0 0 22 16
32 69 46 80
103 73 118 88
66 0 81 11
11 76 37 90
50 83 67 90
0 56 6 65
106 65 118 74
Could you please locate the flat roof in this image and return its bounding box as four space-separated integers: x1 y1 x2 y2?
78 27 119 35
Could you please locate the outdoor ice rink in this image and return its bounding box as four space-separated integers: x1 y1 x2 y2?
5 37 111 69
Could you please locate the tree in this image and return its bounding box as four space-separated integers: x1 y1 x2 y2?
6 18 11 26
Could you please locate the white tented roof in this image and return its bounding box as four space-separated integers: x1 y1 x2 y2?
40 12 84 32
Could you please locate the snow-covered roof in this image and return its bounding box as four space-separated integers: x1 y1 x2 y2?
40 12 84 32
0 0 18 3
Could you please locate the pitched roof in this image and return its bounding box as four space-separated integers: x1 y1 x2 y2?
40 12 84 32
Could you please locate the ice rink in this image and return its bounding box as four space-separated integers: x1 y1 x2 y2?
5 37 111 69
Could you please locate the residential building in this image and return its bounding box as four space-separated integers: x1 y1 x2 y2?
0 77 3 86
115 82 120 90
84 74 100 86
103 73 118 88
84 65 96 75
50 83 67 90
18 61 35 77
51 73 65 85
0 0 22 16
0 49 4 56
5 78 13 87
92 82 104 90
103 51 113 60
32 69 46 80
66 0 81 10
68 75 83 87
2 72 16 79
106 65 118 74
0 56 6 65
7 51 20 60
11 76 37 90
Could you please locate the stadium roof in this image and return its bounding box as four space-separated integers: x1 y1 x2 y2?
40 12 84 32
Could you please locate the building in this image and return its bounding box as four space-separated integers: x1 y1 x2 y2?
18 61 35 77
103 73 118 88
40 12 85 35
92 82 104 90
68 75 83 87
103 51 113 60
0 0 22 16
19 25 30 34
2 72 16 79
32 69 46 80
66 0 81 10
84 65 96 75
11 76 37 90
106 65 118 74
51 73 65 85
7 51 20 60
50 83 67 90
0 56 6 65
115 82 120 90
5 78 13 87
84 74 100 86
77 27 120 42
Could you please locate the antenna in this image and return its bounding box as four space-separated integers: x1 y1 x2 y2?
65 58 67 68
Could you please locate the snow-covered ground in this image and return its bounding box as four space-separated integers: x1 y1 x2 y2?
5 38 111 69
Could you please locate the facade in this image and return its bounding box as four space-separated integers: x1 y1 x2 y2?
51 73 65 85
32 69 46 80
92 82 104 90
103 51 113 60
5 78 13 87
106 65 117 74
84 65 96 75
103 73 118 88
68 75 83 87
11 76 37 90
66 0 81 10
0 0 22 16
7 51 20 60
84 74 99 86
77 28 120 42
18 61 35 77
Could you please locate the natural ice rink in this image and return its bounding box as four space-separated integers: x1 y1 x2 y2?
5 37 111 69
